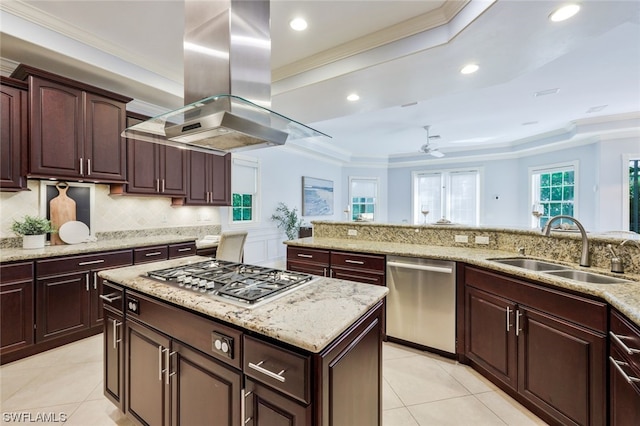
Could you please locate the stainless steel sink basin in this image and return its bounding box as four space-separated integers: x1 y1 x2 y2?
489 258 567 271
543 270 632 284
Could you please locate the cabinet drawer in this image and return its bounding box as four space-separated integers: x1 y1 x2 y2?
611 310 640 374
168 242 196 258
36 250 133 277
287 247 329 265
244 335 310 404
101 281 124 313
331 267 385 286
330 251 385 272
133 246 169 264
0 261 33 283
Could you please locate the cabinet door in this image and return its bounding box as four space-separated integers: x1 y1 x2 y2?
125 320 170 426
518 307 605 426
103 308 124 411
609 346 640 426
36 272 90 342
160 145 187 196
127 138 161 195
84 92 127 182
29 76 83 178
170 342 241 426
0 81 28 191
245 379 311 426
465 286 517 390
185 150 210 204
209 153 231 205
0 278 33 354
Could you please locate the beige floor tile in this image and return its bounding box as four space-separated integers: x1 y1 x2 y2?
382 407 420 426
382 377 403 410
63 398 134 426
384 356 470 406
0 403 79 426
476 389 549 426
0 366 49 403
86 381 106 401
447 363 498 394
408 395 506 426
383 342 426 361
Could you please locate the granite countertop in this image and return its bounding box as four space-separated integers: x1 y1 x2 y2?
98 256 388 353
286 237 640 327
0 235 197 263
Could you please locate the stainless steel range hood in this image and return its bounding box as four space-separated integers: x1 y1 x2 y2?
122 0 329 154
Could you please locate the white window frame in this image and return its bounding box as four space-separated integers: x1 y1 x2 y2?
411 167 482 225
528 160 579 228
623 153 640 232
348 176 379 222
229 155 260 226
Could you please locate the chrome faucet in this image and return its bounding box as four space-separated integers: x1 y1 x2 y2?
541 215 590 267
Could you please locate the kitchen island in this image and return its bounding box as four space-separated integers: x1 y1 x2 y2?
98 256 388 426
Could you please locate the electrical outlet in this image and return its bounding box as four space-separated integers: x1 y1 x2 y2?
455 235 468 243
347 229 358 236
475 236 490 245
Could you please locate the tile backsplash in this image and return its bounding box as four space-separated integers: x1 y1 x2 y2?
1 180 221 239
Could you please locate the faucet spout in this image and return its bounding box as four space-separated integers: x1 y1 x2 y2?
541 215 590 267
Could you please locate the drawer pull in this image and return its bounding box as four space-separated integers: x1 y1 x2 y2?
297 254 313 258
78 259 105 266
610 331 640 355
248 360 286 383
99 293 122 303
145 252 163 257
177 247 192 252
609 356 640 384
345 259 365 265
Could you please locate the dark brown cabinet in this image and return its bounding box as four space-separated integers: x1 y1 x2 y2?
11 65 131 183
116 112 187 196
176 150 231 206
103 281 124 411
287 247 385 286
464 266 606 426
244 379 311 426
0 77 28 191
0 262 34 356
609 309 640 426
35 250 132 342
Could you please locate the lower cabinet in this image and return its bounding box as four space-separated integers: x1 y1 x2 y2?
244 378 311 425
609 309 640 426
0 261 34 356
103 307 124 411
464 266 606 426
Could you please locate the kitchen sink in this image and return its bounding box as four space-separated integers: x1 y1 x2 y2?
489 258 567 271
543 270 632 284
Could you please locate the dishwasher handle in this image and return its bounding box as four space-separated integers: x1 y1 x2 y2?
387 261 453 274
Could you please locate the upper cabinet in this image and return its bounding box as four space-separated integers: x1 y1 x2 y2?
110 112 187 197
11 65 131 183
172 150 231 206
0 77 28 191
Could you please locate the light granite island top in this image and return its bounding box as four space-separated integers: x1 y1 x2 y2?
98 256 388 353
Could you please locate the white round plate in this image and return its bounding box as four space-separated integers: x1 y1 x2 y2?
59 221 91 244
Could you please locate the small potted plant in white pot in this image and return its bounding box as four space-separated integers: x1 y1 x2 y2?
11 215 56 249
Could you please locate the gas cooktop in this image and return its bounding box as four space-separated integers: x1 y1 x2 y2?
145 260 315 307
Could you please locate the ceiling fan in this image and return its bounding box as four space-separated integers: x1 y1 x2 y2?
420 125 445 158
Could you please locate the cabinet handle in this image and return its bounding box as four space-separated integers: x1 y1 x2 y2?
87 158 91 176
93 272 97 290
248 360 287 383
610 331 640 355
177 247 192 252
323 267 327 277
99 293 122 302
515 310 522 336
145 252 162 257
297 254 313 258
161 179 165 193
609 356 640 384
78 259 105 266
112 319 122 349
506 307 513 332
156 179 160 193
158 346 164 381
80 158 83 175
165 350 176 384
345 259 365 265
85 273 90 291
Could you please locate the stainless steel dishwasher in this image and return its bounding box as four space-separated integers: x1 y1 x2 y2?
386 256 456 354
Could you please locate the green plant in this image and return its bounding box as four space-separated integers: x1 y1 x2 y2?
270 202 303 240
11 215 56 236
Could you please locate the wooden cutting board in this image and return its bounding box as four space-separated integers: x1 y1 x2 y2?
50 182 76 245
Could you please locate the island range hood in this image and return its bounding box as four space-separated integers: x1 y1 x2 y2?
122 0 329 154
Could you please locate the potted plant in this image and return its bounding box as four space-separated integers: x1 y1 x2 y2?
11 215 56 249
270 202 304 240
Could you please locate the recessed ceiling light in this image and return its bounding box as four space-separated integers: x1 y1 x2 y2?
460 64 479 75
586 105 608 113
289 17 308 31
522 121 539 126
347 93 360 102
534 88 560 97
549 4 580 22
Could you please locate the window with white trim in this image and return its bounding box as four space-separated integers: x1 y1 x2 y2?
231 157 259 223
413 169 480 225
530 163 576 229
349 177 378 222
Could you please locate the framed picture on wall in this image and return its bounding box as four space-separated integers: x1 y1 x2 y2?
39 181 95 242
302 176 334 216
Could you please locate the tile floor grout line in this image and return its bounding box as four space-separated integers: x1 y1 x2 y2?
470 392 510 426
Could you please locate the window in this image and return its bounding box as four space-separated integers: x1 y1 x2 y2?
630 159 640 233
231 157 259 223
349 177 378 222
530 163 576 229
412 169 480 225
